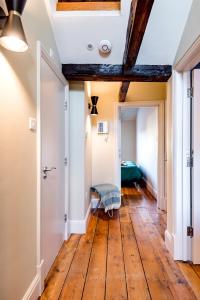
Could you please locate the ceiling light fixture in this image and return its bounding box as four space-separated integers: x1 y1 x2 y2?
89 96 99 116
0 0 28 52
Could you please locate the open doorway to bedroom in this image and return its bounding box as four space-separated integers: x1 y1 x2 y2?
120 106 158 200
115 100 165 211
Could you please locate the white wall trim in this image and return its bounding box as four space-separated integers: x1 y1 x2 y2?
69 203 91 234
22 274 40 300
114 100 165 211
171 71 184 260
182 71 192 262
165 230 174 256
64 83 70 241
175 34 200 72
21 259 44 300
142 177 157 199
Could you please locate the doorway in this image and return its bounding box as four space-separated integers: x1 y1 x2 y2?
190 67 200 264
114 101 165 211
172 37 200 262
36 42 69 290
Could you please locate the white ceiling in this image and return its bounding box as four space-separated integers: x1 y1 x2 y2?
45 0 193 65
136 0 193 65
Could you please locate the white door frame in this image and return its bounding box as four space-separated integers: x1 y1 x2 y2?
114 100 165 211
36 41 69 293
193 69 200 264
171 35 200 261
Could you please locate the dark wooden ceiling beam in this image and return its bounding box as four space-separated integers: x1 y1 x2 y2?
119 82 130 102
62 64 172 82
119 0 154 102
123 0 154 68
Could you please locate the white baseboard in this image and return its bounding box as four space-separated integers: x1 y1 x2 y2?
143 178 157 199
165 230 174 256
22 260 44 300
22 274 40 300
69 203 91 234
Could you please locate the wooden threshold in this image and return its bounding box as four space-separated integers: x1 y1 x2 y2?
56 1 120 11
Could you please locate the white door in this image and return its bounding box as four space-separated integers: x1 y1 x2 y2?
192 68 200 263
40 56 66 280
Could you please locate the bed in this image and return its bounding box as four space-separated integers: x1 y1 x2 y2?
121 161 142 184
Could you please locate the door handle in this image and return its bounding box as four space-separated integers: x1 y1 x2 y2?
42 166 56 179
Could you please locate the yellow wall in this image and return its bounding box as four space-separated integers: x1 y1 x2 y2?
127 82 166 101
0 0 59 299
91 82 166 186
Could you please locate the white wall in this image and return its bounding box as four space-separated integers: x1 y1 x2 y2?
175 0 200 64
69 82 92 222
69 83 85 221
121 120 136 161
0 0 60 299
136 107 158 196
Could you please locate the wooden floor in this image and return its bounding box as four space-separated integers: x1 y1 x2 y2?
41 187 200 300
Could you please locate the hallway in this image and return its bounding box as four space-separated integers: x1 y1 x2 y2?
41 187 199 299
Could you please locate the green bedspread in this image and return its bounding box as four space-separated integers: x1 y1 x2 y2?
121 161 142 182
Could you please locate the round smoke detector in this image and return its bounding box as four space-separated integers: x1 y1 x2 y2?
99 40 112 54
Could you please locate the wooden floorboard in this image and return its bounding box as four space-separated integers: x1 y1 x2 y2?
120 204 151 299
40 187 199 300
178 263 200 299
131 213 175 299
82 216 108 300
59 215 98 299
105 212 128 300
192 264 200 279
40 235 81 300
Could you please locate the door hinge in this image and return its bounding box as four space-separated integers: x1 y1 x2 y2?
187 87 193 98
186 156 193 168
64 101 68 111
187 226 193 237
64 157 68 166
64 214 67 223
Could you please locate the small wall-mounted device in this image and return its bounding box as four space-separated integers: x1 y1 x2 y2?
97 121 109 134
98 40 112 54
29 117 37 131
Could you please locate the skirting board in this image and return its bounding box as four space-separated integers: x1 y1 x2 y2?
22 273 40 300
22 260 44 299
69 203 91 234
165 230 174 257
142 178 157 199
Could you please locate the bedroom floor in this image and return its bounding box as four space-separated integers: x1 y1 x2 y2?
40 187 200 300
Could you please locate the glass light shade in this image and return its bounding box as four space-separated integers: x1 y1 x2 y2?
91 105 98 116
0 11 28 52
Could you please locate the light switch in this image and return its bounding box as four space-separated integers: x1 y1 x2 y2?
29 118 37 131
